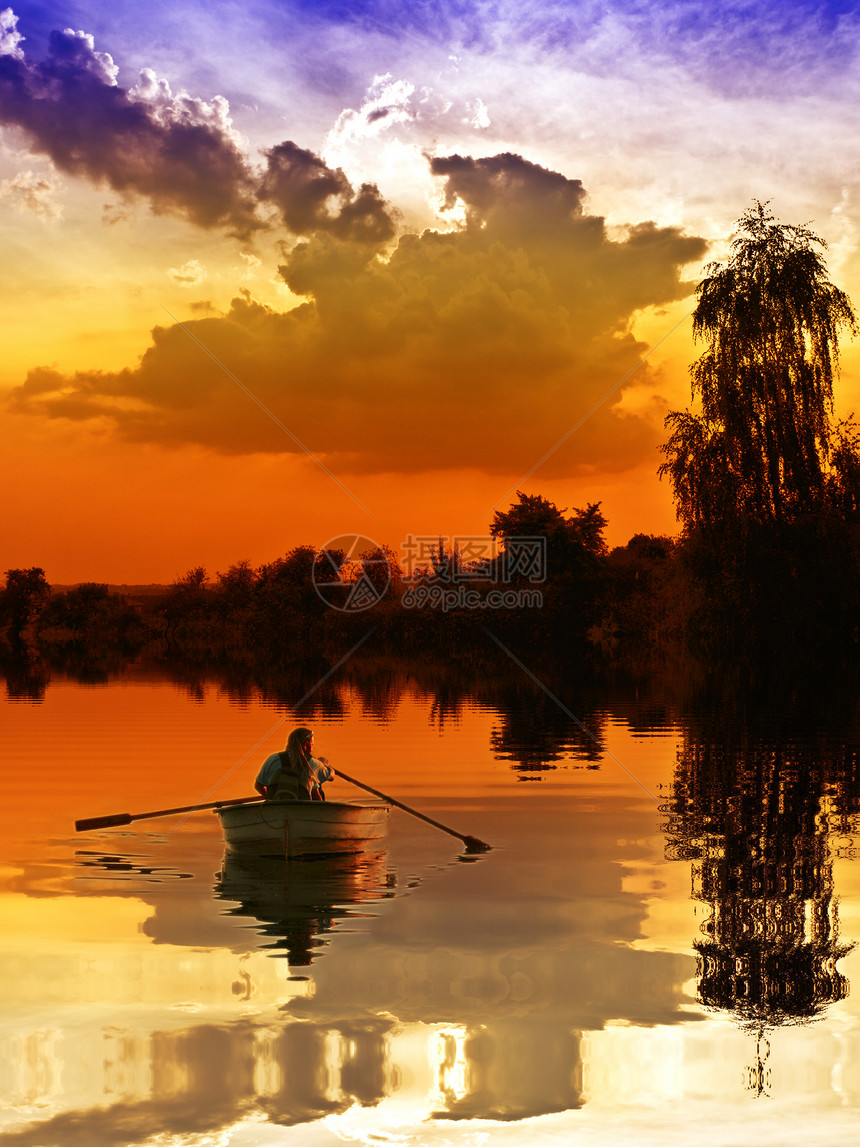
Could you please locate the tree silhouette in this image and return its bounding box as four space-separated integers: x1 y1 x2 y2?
216 560 257 603
358 545 401 600
313 548 347 585
660 202 859 527
1 567 50 642
490 492 606 579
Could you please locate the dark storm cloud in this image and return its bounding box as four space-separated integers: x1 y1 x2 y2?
431 152 588 234
259 140 396 244
0 13 399 243
0 22 261 234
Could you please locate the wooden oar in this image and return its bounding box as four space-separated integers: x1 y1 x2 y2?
335 768 491 852
75 795 263 833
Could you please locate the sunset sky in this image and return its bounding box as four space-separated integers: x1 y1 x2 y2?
3 0 860 583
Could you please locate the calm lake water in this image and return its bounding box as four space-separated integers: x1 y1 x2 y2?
3 656 860 1146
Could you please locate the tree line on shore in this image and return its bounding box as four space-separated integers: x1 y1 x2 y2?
4 203 860 674
0 496 625 669
3 487 859 673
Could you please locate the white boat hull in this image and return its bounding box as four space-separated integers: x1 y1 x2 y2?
214 799 390 858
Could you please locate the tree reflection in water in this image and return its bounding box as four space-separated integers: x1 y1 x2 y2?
663 737 860 1089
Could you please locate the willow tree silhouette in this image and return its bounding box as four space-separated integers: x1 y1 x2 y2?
660 201 858 526
659 203 860 656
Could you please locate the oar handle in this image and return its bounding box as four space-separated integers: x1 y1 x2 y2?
335 769 491 852
75 795 263 833
76 812 134 832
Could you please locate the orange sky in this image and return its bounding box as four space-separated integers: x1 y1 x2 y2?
3 4 860 583
1 407 683 584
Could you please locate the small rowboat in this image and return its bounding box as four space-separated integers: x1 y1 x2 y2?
76 772 487 853
214 798 390 858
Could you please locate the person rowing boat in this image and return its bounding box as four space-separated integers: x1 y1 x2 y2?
254 726 334 802
77 727 489 849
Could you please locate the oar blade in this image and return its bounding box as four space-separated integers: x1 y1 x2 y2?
75 812 133 832
462 835 492 853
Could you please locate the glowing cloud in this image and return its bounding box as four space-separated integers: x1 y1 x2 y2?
10 152 706 477
167 259 206 287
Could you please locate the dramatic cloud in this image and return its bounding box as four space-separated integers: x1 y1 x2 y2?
0 14 260 235
259 140 397 244
0 12 400 246
10 153 707 478
430 152 587 239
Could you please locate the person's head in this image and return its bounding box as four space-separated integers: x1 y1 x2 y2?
286 726 314 759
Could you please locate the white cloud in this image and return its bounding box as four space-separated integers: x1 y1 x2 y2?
60 27 119 85
238 252 262 280
167 258 206 286
326 73 416 153
465 97 490 129
0 7 22 58
130 67 243 147
0 169 62 219
322 75 501 234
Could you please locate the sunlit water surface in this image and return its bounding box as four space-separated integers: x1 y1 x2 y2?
3 662 860 1146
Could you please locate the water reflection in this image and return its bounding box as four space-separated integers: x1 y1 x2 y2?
1 649 50 703
664 739 858 1034
4 649 620 774
430 1022 584 1121
489 683 605 771
77 849 194 882
1 1017 401 1145
213 849 396 968
11 662 860 1142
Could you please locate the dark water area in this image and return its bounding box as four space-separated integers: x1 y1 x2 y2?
3 652 860 1145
